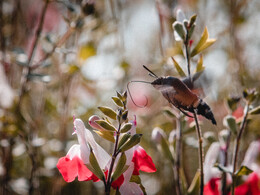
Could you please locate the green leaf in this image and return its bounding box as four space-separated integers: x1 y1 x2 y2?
111 153 128 181
196 55 205 73
224 115 237 135
112 96 124 107
98 106 117 120
119 134 142 152
122 91 127 103
191 27 216 57
171 57 186 77
130 175 141 184
120 123 132 133
95 120 117 131
249 106 260 115
187 171 200 195
189 14 197 27
227 96 241 111
116 91 123 101
118 133 131 149
197 39 216 55
173 21 186 40
235 165 253 176
94 130 115 143
88 147 105 181
161 135 174 164
214 163 232 174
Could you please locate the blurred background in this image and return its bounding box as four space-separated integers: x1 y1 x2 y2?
0 0 260 194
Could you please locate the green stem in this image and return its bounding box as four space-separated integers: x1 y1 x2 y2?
105 123 121 194
231 102 249 195
184 33 191 79
193 109 204 195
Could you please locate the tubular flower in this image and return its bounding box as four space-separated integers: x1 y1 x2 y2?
57 117 156 195
57 118 110 182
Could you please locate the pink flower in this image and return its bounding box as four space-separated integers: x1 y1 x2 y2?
57 117 156 194
57 118 110 182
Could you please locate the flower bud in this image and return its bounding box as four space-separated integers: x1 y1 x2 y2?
151 127 166 144
89 115 102 130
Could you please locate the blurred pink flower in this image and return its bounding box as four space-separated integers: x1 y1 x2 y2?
204 140 260 195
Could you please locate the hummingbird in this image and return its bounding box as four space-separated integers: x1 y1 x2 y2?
142 65 217 125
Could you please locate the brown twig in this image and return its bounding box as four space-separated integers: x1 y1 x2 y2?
231 102 249 195
19 0 50 106
174 115 182 195
31 26 75 70
193 109 204 195
17 1 50 194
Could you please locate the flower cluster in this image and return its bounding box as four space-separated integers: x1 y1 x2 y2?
57 92 156 194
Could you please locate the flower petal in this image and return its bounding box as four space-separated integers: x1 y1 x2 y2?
203 178 220 195
119 162 143 195
204 142 221 183
57 155 99 182
132 146 156 175
74 118 110 169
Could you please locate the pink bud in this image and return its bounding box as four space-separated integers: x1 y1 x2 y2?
88 115 103 130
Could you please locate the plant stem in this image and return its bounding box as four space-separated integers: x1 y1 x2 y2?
31 26 75 70
19 0 49 106
193 109 204 195
231 102 249 195
105 124 121 194
17 1 49 194
184 34 191 79
174 115 182 195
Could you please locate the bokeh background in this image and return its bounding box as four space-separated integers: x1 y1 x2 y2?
0 0 260 194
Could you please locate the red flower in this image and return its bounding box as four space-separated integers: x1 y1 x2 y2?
234 172 260 195
132 146 157 175
57 155 99 182
204 178 220 195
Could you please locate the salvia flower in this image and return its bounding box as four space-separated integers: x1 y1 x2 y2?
57 117 156 194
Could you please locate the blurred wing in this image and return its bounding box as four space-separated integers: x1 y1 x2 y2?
156 85 178 106
181 72 205 98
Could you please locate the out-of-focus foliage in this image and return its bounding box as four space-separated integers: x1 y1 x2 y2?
0 0 260 194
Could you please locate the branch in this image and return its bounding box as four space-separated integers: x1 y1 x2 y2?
193 109 204 195
231 102 249 195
